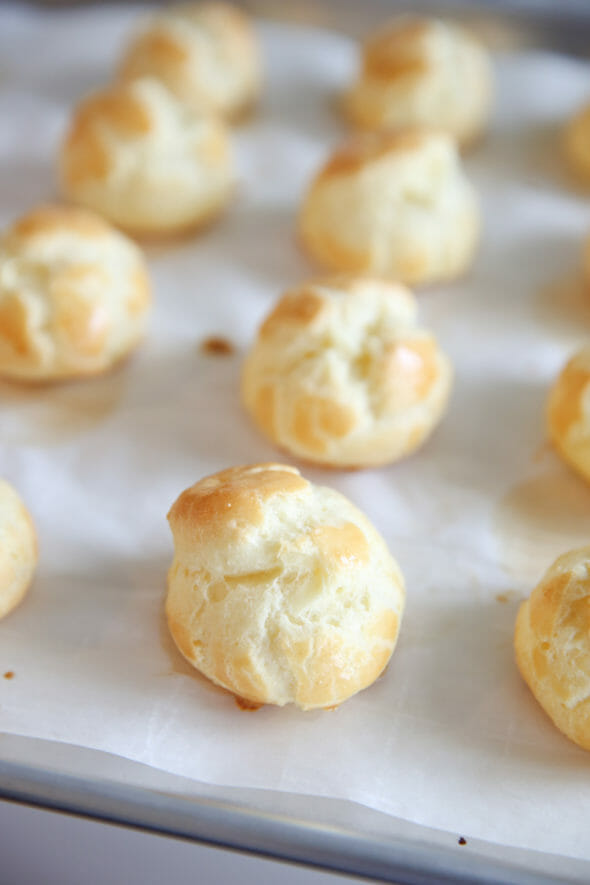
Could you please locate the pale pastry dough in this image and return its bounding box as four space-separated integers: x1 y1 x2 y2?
241 277 452 467
166 463 405 710
345 15 493 148
298 130 479 285
59 77 234 236
119 2 261 121
0 205 150 381
515 546 590 751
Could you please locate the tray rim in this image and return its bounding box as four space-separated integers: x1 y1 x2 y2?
1 732 588 885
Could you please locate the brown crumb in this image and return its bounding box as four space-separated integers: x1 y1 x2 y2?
234 695 262 712
495 593 509 604
200 336 234 356
3 671 14 680
458 837 467 846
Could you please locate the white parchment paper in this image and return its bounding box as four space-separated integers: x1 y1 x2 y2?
1 3 590 860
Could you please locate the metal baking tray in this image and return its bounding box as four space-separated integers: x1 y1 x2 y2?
1 2 590 883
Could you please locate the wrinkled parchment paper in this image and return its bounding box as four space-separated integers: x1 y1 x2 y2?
1 3 590 860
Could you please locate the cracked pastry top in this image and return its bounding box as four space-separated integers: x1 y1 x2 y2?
118 1 261 122
515 546 590 751
344 15 493 148
0 205 151 381
298 130 479 286
166 463 405 710
59 77 234 236
241 276 452 468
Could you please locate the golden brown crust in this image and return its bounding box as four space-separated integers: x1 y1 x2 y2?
167 600 399 711
10 205 111 240
298 131 479 285
344 16 493 148
563 105 590 186
61 89 152 190
61 127 111 190
118 2 261 121
547 348 590 483
291 395 357 455
548 364 590 440
168 464 308 541
260 289 325 336
300 228 373 276
0 204 151 381
285 611 397 710
59 78 234 236
312 522 370 566
166 463 405 709
362 18 430 81
51 265 111 358
290 397 325 455
383 338 438 406
242 277 452 468
321 130 433 179
515 548 590 750
120 30 189 80
0 296 33 359
261 277 412 336
75 89 153 139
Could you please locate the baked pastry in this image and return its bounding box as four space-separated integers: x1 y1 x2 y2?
298 130 479 285
344 16 493 148
118 2 261 121
59 77 234 236
547 347 590 484
563 104 590 186
0 205 150 381
0 480 37 620
242 277 452 468
166 463 405 709
583 235 590 284
515 546 590 751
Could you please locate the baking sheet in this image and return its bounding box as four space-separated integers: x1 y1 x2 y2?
1 2 590 863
